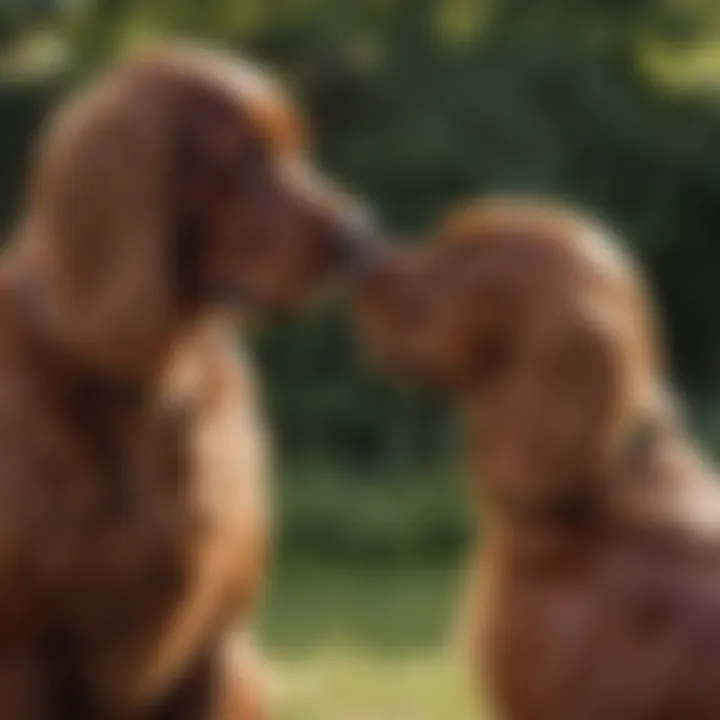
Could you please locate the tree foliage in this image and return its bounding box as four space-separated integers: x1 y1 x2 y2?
1 0 719 464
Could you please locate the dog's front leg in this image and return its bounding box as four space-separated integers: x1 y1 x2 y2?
148 641 269 720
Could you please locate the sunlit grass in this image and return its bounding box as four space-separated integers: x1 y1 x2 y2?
261 558 479 719
275 650 477 720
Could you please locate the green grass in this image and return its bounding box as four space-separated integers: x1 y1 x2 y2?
274 651 477 720
260 558 480 719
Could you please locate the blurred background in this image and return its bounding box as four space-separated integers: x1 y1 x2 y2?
1 1 719 717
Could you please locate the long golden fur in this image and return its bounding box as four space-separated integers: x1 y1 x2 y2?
0 44 371 719
357 198 720 719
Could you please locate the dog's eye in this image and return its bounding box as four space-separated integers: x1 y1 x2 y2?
215 139 269 192
225 139 272 192
241 138 269 168
244 231 276 253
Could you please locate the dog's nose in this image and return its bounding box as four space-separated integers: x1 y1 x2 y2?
335 204 382 275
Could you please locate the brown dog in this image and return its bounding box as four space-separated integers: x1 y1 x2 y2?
0 45 373 719
357 198 720 719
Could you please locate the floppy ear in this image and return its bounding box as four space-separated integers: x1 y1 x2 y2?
541 318 621 471
29 76 176 378
508 310 626 502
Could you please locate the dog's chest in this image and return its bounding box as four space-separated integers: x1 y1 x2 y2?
480 541 720 720
129 334 269 704
40 332 269 709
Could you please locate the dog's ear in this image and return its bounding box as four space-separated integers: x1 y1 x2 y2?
539 316 622 477
29 74 176 378
508 308 627 503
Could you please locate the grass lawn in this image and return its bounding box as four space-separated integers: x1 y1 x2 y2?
273 651 477 720
260 558 480 719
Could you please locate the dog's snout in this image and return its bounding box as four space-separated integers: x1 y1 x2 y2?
335 205 381 274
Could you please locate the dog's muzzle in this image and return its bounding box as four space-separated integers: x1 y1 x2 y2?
335 205 382 276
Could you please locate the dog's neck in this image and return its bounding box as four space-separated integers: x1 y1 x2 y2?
5 237 189 396
8 267 146 411
469 406 720 583
463 384 695 544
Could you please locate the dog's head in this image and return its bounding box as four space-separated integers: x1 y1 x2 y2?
357 200 662 510
25 44 374 378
